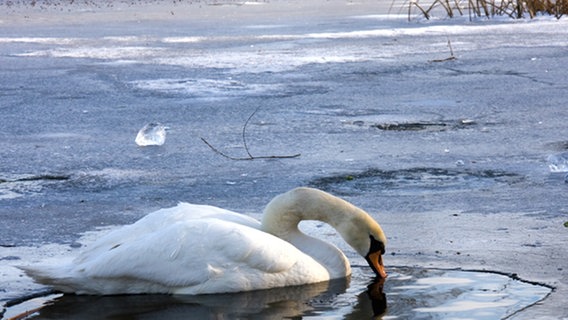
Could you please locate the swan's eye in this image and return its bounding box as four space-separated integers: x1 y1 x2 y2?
369 235 385 255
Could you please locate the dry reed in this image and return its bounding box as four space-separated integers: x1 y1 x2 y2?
408 0 567 20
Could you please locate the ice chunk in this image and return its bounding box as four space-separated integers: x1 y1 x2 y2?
135 123 167 146
547 152 568 173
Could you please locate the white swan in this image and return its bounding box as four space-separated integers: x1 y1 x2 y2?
22 187 387 295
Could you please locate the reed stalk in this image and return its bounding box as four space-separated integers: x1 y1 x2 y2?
409 0 567 19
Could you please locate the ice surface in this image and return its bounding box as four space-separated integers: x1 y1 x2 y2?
131 78 282 99
135 123 167 146
7 18 567 74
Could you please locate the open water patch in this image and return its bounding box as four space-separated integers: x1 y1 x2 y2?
0 169 154 199
544 140 568 151
342 117 479 132
0 174 70 200
309 167 524 196
2 267 551 319
307 106 482 133
370 118 475 132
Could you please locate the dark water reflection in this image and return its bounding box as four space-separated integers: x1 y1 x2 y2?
30 279 353 319
11 267 550 320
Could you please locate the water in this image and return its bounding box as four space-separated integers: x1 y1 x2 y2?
2 267 550 320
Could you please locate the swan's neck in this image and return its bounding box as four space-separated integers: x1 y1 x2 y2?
284 229 351 278
261 188 371 278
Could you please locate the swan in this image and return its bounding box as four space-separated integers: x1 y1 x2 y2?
22 187 387 295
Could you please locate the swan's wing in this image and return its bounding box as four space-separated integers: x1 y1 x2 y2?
75 202 260 264
71 216 300 292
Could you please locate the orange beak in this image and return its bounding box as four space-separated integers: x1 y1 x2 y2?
367 251 387 278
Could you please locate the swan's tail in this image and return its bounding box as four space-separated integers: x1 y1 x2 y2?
19 262 77 293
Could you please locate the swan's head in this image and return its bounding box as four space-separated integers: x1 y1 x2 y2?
365 233 387 279
338 214 388 279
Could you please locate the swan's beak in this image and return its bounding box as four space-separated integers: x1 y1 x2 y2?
367 251 387 279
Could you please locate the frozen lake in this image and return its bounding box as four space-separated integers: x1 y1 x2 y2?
1 1 567 318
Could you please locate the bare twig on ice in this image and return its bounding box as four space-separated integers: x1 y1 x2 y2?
201 107 301 161
430 36 457 62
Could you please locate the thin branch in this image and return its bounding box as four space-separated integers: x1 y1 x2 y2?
242 106 260 159
430 36 457 62
447 36 455 57
201 108 301 161
200 137 247 160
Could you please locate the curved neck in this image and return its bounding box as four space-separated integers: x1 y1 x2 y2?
260 188 371 278
261 188 367 242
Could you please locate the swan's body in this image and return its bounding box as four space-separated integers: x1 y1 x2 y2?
23 187 387 295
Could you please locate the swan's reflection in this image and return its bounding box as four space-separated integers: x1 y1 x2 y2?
28 276 387 319
368 278 388 317
343 277 387 320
